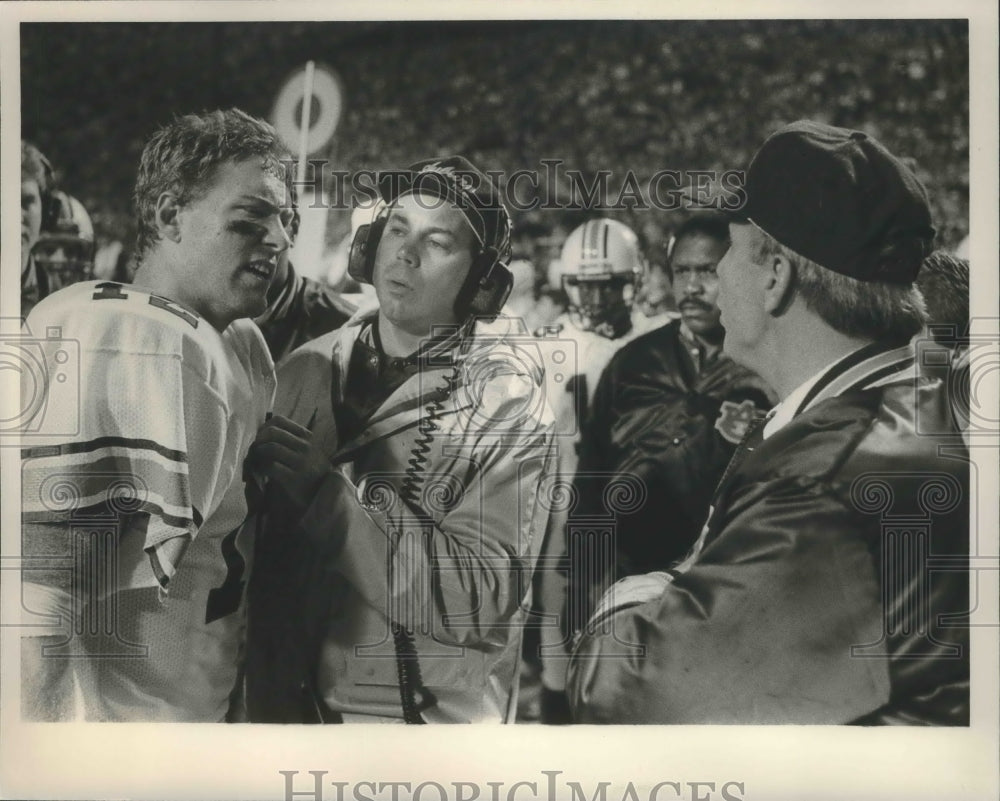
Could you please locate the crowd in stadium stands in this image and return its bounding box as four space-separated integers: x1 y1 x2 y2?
20 111 971 725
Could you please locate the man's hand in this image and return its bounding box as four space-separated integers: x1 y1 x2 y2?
588 571 674 629
249 414 332 517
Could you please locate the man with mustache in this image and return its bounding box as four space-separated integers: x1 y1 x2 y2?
542 212 774 722
20 108 288 721
569 212 775 610
569 121 968 725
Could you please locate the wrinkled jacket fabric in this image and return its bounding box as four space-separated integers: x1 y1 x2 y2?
569 341 969 725
578 318 776 575
561 320 775 639
254 262 356 362
246 310 556 723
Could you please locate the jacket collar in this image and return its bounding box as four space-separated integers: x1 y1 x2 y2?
795 338 916 418
763 339 916 441
327 310 477 463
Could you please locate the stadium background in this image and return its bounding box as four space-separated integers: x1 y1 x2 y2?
21 19 969 268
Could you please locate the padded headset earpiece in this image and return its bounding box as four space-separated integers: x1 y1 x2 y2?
347 210 513 321
455 249 513 322
347 210 388 285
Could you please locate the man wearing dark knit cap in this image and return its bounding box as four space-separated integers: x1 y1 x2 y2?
568 121 969 725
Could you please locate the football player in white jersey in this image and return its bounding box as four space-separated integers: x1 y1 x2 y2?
20 108 290 721
544 218 645 475
530 218 644 722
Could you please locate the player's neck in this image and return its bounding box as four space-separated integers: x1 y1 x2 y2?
132 256 226 332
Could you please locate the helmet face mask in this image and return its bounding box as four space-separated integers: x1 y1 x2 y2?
558 218 642 339
33 191 95 292
33 240 96 291
562 273 636 338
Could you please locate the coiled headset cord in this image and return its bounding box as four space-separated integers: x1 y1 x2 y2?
393 323 471 724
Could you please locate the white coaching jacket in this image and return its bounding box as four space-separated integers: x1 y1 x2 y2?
246 309 556 723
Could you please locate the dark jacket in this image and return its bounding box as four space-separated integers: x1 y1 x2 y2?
568 341 970 725
255 262 356 362
563 320 775 636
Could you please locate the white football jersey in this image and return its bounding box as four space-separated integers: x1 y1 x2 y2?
20 280 274 721
543 314 636 430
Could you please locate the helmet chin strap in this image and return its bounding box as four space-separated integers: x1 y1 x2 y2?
592 319 619 339
594 311 633 340
571 303 633 340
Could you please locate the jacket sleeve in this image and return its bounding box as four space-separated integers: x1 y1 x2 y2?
567 478 893 724
298 371 556 649
575 355 735 579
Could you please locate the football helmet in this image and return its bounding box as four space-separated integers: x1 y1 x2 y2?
32 191 96 292
557 218 642 339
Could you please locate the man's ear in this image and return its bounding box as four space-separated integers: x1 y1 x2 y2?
763 253 795 317
154 192 183 243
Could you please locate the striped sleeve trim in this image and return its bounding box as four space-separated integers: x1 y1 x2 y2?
22 499 201 533
22 435 187 463
22 441 202 545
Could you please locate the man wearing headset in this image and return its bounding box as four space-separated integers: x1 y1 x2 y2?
246 156 556 723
